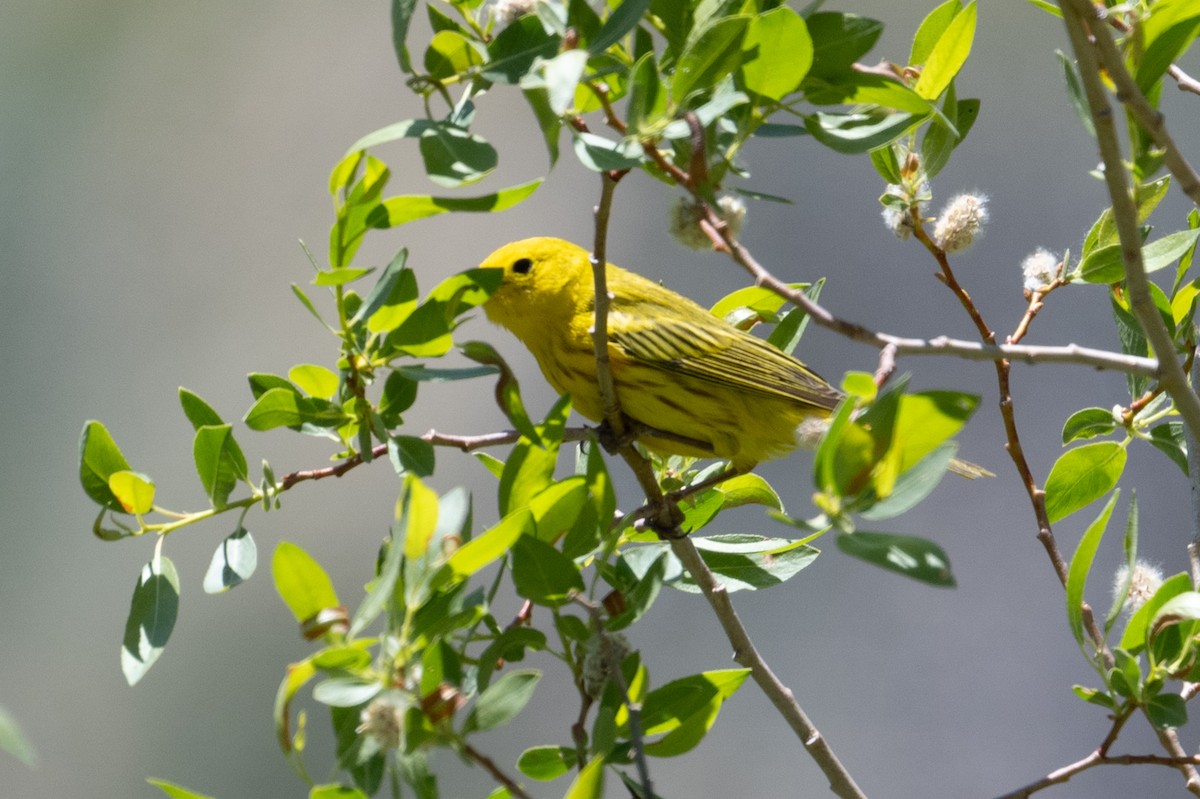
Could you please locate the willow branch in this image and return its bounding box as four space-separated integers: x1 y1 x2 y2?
1061 1 1200 446
1067 0 1200 208
461 741 534 799
668 538 866 799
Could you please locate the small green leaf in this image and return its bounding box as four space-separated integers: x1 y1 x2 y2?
805 110 922 154
485 15 559 83
465 669 541 732
289 365 340 399
121 554 181 686
418 124 498 188
243 387 347 431
669 535 820 593
147 778 216 799
836 531 955 587
563 754 606 799
388 435 435 477
589 0 649 54
178 388 225 429
438 508 532 586
1044 442 1127 523
913 2 975 100
572 132 644 171
367 179 543 228
640 669 750 757
1065 492 1119 650
741 7 812 101
193 425 248 508
806 12 883 81
204 526 257 594
272 542 340 624
424 30 485 79
1145 692 1188 730
1062 408 1116 443
1078 229 1200 283
511 535 585 606
1121 572 1193 653
911 0 962 65
672 15 750 102
1148 422 1188 474
108 470 156 515
79 420 134 512
517 746 575 781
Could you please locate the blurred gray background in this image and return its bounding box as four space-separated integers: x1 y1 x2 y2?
4 1 1200 797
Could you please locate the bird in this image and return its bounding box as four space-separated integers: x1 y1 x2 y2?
478 236 851 473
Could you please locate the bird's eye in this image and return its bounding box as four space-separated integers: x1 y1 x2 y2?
512 257 533 275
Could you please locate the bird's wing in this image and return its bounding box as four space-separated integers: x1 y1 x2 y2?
608 310 842 412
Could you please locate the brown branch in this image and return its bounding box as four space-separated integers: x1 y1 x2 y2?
461 741 534 799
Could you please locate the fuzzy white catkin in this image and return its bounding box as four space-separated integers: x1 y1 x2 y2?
1021 248 1059 292
933 193 988 253
1113 560 1164 615
493 0 536 25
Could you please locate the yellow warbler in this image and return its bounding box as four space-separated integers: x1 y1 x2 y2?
479 237 841 472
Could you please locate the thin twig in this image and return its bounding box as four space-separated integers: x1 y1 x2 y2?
669 538 866 799
994 750 1200 799
461 741 534 799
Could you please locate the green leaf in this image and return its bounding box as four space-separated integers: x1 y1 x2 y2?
391 0 417 73
672 15 750 103
805 110 922 154
640 669 750 757
460 340 540 443
528 477 589 542
244 387 347 431
203 526 257 594
805 12 883 81
564 754 605 799
485 15 559 83
388 435 436 477
1148 422 1188 475
367 179 543 228
1121 572 1193 653
1145 692 1188 729
121 554 181 686
741 7 811 101
1062 408 1117 443
572 131 644 171
674 535 819 593
313 267 373 287
911 0 961 65
913 2 975 100
0 705 35 766
891 390 978 473
590 0 650 53
608 551 666 631
1065 491 1119 650
354 249 414 331
424 30 485 80
1078 229 1200 283
1044 442 1127 523
437 508 532 586
1136 1 1200 95
289 364 340 399
418 124 498 188
178 388 225 429
465 669 541 732
522 87 562 165
627 53 668 135
517 745 575 781
401 474 440 562
108 470 156 516
272 541 340 624
858 442 956 520
79 420 134 512
193 425 248 509
836 531 955 587
147 778 216 799
511 535 585 606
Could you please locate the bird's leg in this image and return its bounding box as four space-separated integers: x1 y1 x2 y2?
593 414 639 454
